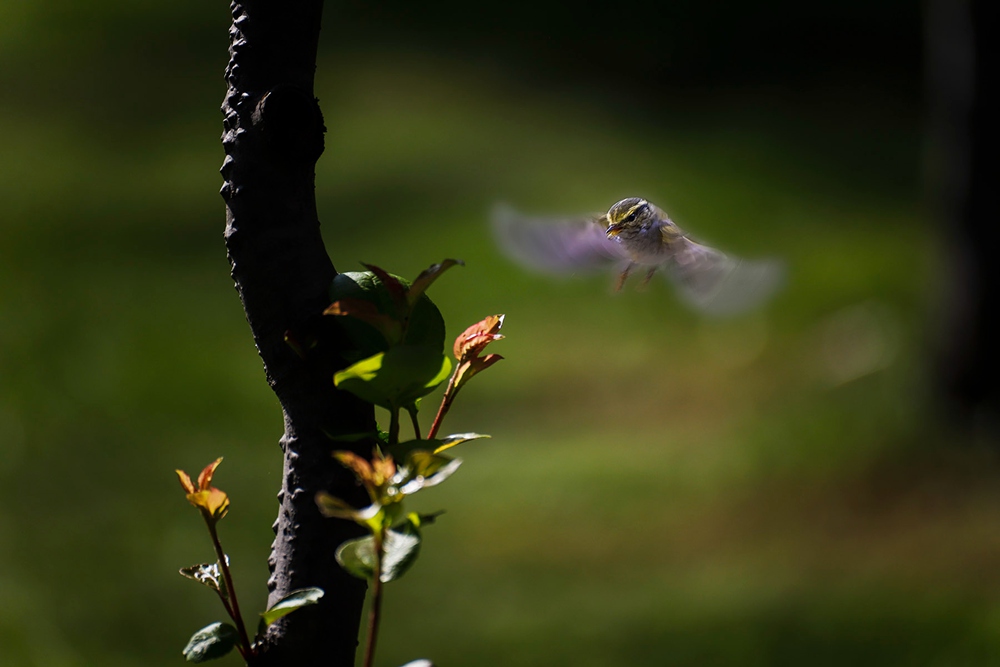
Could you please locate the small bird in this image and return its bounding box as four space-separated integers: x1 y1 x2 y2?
493 197 784 316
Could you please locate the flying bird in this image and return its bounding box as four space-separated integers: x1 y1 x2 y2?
493 197 784 316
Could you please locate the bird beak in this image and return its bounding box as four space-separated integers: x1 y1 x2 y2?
605 222 622 238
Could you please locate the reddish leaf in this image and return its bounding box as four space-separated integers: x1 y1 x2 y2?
407 259 463 306
323 298 382 319
453 353 504 391
175 469 196 494
370 450 397 487
333 451 374 484
454 314 504 360
315 492 380 523
176 459 230 521
196 457 224 491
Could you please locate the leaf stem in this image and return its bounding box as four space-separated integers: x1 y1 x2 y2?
363 532 385 667
427 374 458 440
206 518 253 658
388 408 400 447
408 408 422 440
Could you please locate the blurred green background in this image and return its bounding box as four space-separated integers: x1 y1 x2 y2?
4 2 998 666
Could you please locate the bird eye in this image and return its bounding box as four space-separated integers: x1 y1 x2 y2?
624 213 637 223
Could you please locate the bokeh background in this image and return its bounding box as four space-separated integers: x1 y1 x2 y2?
3 2 997 666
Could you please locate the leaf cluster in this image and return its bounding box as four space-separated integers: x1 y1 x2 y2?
316 434 488 582
314 260 505 667
327 261 461 416
173 261 505 667
174 460 324 662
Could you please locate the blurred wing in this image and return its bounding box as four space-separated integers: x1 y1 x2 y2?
492 204 628 274
666 237 784 316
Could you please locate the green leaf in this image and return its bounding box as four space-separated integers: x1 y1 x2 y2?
334 347 452 410
329 270 446 354
182 622 239 663
260 587 325 627
425 354 453 383
433 432 491 454
381 519 423 583
335 535 377 580
324 298 403 345
333 353 388 408
407 259 463 306
404 292 446 350
381 499 406 531
362 263 409 319
335 519 427 583
397 453 462 495
388 440 431 461
410 510 445 527
327 272 396 361
389 432 489 461
322 426 390 446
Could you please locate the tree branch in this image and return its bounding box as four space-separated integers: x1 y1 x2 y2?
220 1 371 664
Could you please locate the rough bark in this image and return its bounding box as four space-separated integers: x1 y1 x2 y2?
927 0 999 436
220 1 372 665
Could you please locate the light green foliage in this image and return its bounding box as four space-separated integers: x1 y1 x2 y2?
394 450 462 495
334 346 452 411
389 432 491 459
335 516 424 584
259 588 325 628
326 263 463 420
328 267 450 360
318 263 503 667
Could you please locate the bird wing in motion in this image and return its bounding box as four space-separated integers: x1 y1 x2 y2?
666 236 785 316
492 204 629 274
493 203 784 316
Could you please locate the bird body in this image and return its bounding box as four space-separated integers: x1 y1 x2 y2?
494 197 783 316
605 197 687 262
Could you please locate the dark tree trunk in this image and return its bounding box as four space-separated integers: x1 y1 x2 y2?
220 1 372 665
927 0 999 436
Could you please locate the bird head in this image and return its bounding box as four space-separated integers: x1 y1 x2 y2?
604 198 653 239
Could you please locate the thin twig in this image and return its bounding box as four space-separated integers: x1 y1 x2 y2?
388 409 400 449
427 374 458 440
408 408 422 440
362 533 385 667
207 519 254 658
